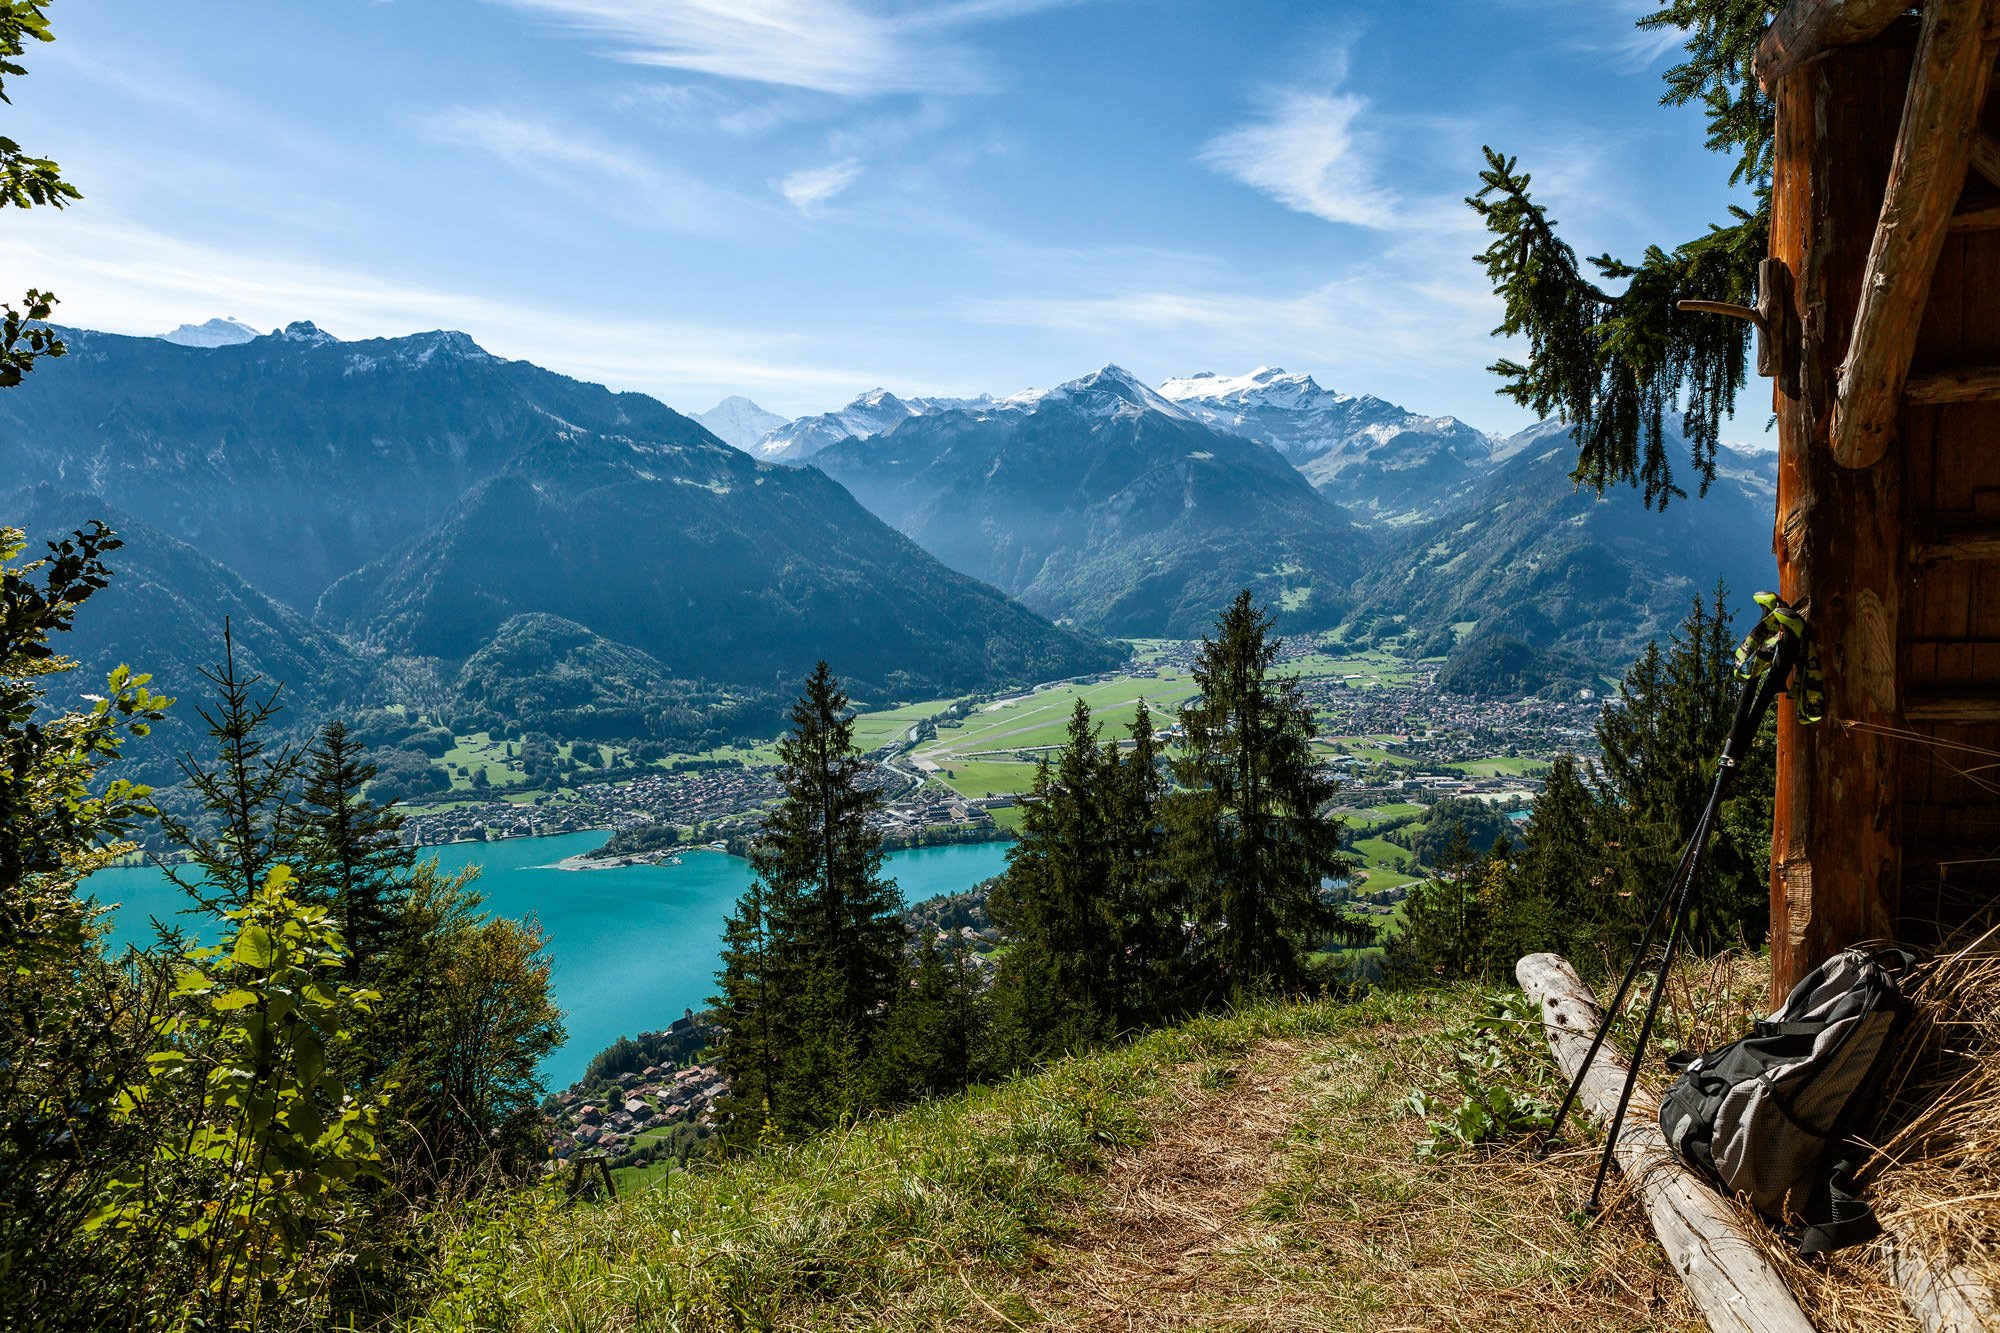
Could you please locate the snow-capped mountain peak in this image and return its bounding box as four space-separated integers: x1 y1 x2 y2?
1005 364 1192 421
1159 366 1334 409
156 317 260 348
694 395 787 451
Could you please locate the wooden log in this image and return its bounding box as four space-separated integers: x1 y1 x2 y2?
1885 1229 2000 1333
1949 201 2000 231
1831 0 1997 470
1904 692 2000 723
1769 43 1908 1001
1516 954 1819 1333
1910 527 2000 562
1757 0 1915 87
1906 365 2000 402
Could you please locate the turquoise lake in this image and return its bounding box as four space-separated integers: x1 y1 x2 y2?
87 833 1014 1088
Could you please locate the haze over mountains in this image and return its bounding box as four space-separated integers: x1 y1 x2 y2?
2 324 1120 749
4 319 1777 757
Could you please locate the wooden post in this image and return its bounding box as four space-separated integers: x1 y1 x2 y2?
1769 38 1909 1002
1830 0 1997 469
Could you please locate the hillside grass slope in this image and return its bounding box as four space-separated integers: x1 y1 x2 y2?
416 988 1711 1332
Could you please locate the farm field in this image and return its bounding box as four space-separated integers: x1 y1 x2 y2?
907 670 1202 800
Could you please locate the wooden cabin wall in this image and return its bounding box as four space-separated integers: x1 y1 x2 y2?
1771 22 2000 995
1770 34 1913 999
1898 79 2000 947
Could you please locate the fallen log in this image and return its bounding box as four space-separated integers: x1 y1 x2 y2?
1516 952 1818 1333
1885 1227 2000 1333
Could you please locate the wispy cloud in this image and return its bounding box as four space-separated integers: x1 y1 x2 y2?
485 0 1077 96
426 107 739 231
1198 87 1400 229
0 210 871 406
779 159 863 213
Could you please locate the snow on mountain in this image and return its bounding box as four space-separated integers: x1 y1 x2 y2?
1004 364 1193 422
694 395 787 451
157 317 260 348
752 387 995 462
1160 366 1496 522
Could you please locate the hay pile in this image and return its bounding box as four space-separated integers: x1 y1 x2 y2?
1865 929 2000 1304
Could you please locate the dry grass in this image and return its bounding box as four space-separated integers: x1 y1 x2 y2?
1866 927 2000 1306
1002 996 1707 1332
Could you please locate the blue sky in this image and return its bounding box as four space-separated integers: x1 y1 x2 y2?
0 0 1760 431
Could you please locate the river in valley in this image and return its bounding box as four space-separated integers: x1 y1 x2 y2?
88 833 1014 1088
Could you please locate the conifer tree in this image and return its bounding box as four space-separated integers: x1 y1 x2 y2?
1105 699 1177 1028
1388 824 1485 982
1167 592 1350 1001
719 662 903 1136
158 622 307 911
988 701 1121 1057
297 719 414 981
868 934 987 1106
709 877 786 1146
1469 2 1773 504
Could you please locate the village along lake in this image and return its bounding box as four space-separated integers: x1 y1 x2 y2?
88 833 1014 1088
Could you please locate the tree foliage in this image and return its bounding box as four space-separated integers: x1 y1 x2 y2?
712 663 905 1144
1167 591 1352 1001
1470 2 1778 505
0 2 79 386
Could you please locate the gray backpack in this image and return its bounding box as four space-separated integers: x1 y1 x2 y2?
1658 946 1915 1255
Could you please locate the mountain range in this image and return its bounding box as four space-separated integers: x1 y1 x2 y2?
2 325 1121 753
5 320 1779 756
810 367 1369 635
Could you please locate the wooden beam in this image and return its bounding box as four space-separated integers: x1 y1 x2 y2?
1948 201 2000 230
1970 130 2000 189
1907 365 2000 401
1910 527 2000 561
1831 0 1997 470
1757 0 1914 87
1769 43 1907 1001
1905 692 2000 723
1516 954 1819 1333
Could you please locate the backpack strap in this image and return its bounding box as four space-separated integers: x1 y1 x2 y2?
1794 1156 1880 1257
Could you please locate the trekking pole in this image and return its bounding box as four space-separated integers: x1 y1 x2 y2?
1579 626 1800 1213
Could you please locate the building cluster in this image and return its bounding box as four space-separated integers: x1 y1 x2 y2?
400 765 785 847
546 1061 726 1160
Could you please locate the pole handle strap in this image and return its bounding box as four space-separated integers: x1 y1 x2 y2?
1734 591 1823 725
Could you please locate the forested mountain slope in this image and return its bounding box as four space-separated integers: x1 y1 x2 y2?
318 425 1124 698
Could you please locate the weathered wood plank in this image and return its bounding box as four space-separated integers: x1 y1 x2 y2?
1832 0 1997 469
1908 365 2000 401
1970 131 2000 190
1516 954 1819 1333
1770 45 1908 999
1947 202 2000 231
1910 528 2000 562
1905 692 2000 723
1757 0 1915 87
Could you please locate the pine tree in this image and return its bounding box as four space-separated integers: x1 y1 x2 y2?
868 934 987 1106
297 719 414 981
1388 824 1484 982
723 662 903 1135
157 621 307 911
1105 699 1177 1028
1469 3 1772 504
988 701 1120 1058
709 876 786 1146
1167 592 1351 1002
